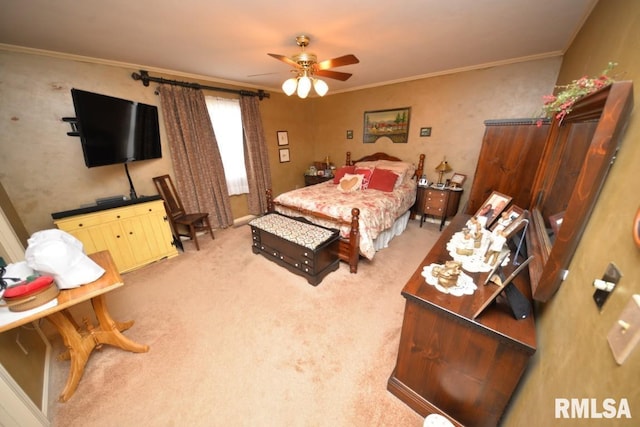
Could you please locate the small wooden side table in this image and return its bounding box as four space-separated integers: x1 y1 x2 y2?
0 251 149 402
415 186 462 231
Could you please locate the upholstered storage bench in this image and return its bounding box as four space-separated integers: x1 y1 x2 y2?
249 213 340 286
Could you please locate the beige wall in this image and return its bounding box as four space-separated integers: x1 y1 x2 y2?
505 0 640 425
0 49 559 235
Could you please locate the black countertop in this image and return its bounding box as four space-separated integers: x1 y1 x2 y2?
51 195 163 220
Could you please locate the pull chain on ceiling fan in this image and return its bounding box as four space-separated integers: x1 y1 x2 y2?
268 35 359 98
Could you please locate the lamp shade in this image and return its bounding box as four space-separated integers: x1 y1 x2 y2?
297 75 311 98
282 78 298 96
435 160 452 172
313 78 329 96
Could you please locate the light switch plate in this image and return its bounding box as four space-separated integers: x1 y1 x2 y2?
593 263 622 310
607 294 640 365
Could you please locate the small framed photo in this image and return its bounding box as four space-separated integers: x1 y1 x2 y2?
346 130 353 139
475 191 512 227
420 127 432 137
449 173 467 188
491 205 524 231
277 130 289 146
279 148 290 163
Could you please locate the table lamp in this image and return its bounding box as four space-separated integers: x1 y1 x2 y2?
435 159 452 185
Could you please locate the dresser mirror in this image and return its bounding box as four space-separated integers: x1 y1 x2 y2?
527 81 633 301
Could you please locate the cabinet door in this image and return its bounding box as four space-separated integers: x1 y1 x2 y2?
466 119 550 214
119 203 176 270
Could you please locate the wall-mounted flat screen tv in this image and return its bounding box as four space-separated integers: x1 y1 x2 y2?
71 88 162 168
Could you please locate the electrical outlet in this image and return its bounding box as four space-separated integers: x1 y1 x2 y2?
607 294 640 365
593 263 622 310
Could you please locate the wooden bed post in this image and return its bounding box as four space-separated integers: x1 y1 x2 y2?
266 189 274 212
415 154 425 179
346 151 352 166
348 208 360 273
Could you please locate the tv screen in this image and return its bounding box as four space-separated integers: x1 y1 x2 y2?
71 88 162 168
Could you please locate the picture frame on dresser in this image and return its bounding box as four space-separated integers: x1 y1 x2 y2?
475 190 512 227
450 173 467 188
490 204 524 232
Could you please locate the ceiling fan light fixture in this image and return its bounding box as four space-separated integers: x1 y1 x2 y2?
282 77 298 96
297 75 311 98
313 78 328 96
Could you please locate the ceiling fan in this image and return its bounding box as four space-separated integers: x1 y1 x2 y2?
268 35 359 97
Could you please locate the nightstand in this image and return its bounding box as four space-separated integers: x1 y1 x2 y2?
304 174 333 186
415 186 462 230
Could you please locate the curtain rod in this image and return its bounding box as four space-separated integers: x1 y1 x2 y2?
131 70 270 100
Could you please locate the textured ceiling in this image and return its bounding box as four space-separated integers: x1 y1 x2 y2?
0 0 597 95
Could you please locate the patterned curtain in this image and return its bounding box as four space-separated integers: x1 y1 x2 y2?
240 96 272 215
158 85 234 228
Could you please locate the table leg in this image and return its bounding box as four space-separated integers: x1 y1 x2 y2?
90 295 149 353
46 294 149 402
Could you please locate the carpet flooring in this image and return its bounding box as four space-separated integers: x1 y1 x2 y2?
46 218 441 426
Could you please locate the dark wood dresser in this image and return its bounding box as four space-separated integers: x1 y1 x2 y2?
387 214 536 427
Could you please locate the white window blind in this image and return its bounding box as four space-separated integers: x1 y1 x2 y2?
205 96 249 195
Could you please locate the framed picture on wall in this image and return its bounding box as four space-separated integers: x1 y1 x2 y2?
363 107 411 144
279 148 290 163
277 130 289 146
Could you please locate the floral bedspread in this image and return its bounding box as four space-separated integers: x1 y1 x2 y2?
273 179 417 260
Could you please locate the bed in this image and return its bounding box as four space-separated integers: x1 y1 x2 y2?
266 152 425 273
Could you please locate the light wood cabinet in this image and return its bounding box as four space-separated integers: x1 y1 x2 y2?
54 199 178 273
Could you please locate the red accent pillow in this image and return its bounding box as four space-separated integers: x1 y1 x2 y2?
369 168 399 192
3 275 55 298
354 167 373 189
332 165 356 184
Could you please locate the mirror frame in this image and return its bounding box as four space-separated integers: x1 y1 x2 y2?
527 82 634 301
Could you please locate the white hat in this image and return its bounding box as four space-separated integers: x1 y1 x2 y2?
25 229 105 289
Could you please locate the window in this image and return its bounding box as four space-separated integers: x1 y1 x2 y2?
205 96 248 195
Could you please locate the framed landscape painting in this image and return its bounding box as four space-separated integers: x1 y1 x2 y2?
363 107 411 144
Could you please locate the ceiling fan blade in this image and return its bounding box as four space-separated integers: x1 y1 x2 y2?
267 53 301 69
317 54 359 70
314 69 353 81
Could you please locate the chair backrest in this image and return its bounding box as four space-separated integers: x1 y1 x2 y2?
152 175 186 220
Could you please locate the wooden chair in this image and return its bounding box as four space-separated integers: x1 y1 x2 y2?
152 174 214 251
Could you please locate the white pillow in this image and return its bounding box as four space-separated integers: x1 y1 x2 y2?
337 173 363 192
